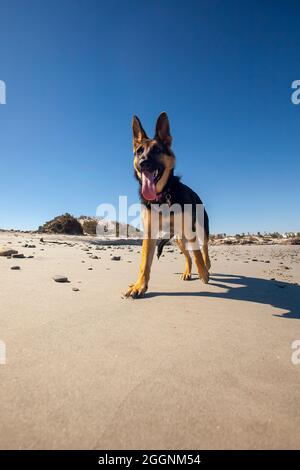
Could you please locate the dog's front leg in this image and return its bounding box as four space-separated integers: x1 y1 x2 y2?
126 208 157 298
125 238 156 298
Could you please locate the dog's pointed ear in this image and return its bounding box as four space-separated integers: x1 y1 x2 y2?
132 116 148 147
155 112 172 147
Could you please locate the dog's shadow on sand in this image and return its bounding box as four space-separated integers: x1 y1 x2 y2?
146 273 300 319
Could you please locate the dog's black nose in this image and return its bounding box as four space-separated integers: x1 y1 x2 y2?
140 158 151 170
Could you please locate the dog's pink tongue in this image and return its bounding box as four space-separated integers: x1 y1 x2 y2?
141 171 156 201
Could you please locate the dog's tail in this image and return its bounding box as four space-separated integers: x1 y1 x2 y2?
157 237 173 259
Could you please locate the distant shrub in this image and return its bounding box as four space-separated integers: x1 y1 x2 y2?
40 213 83 235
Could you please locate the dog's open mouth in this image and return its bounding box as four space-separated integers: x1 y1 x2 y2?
141 170 160 201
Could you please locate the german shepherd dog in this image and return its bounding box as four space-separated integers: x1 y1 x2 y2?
125 112 210 298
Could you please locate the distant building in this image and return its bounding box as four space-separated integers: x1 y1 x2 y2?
282 232 298 238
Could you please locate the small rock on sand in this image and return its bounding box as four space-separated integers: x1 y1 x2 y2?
53 275 69 283
12 253 25 259
0 248 18 257
111 256 121 261
11 266 21 270
72 287 79 292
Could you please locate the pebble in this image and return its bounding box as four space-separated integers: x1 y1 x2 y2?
12 253 25 259
111 256 121 261
0 248 18 257
53 275 69 283
11 265 21 270
72 287 79 292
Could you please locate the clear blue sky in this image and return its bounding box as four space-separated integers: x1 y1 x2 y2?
0 0 299 234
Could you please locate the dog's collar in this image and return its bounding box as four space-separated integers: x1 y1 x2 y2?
155 188 172 205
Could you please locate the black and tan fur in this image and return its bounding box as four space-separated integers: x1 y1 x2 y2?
125 112 210 298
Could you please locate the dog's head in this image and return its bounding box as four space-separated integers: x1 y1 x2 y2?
132 112 176 201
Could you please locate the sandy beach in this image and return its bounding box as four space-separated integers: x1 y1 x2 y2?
0 231 299 450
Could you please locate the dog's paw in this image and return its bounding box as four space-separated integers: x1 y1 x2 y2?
181 272 192 281
125 281 148 298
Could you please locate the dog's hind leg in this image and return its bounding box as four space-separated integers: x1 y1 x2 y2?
176 238 192 280
157 237 172 260
192 245 209 284
201 234 211 271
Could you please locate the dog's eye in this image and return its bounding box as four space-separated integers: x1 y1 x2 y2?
136 146 144 155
